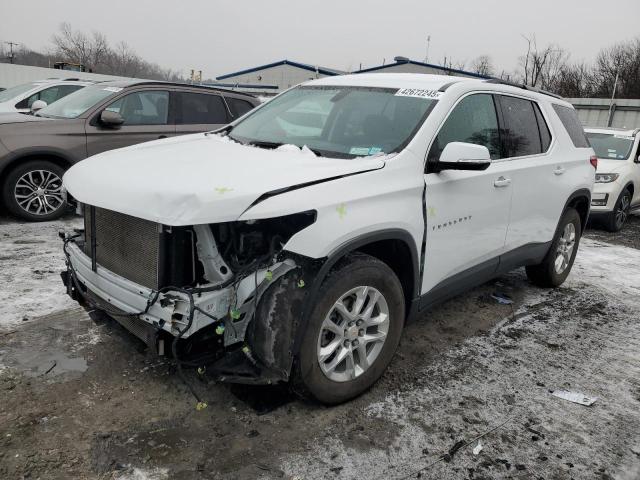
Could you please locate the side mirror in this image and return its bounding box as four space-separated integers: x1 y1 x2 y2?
636 154 640 164
31 100 47 113
437 142 492 172
100 110 124 127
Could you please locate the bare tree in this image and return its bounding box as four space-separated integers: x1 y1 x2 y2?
590 37 640 98
471 55 494 76
519 35 568 89
52 22 109 71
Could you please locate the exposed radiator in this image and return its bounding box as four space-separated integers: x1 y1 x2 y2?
84 205 161 290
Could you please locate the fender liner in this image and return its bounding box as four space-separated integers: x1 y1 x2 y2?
563 188 591 233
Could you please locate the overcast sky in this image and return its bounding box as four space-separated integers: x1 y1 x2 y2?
1 0 638 79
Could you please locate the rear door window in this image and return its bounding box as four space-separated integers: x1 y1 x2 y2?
178 92 228 124
427 93 501 162
533 103 552 151
552 104 589 148
499 96 542 157
226 97 255 118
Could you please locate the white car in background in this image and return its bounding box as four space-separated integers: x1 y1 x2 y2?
0 79 94 114
585 127 640 231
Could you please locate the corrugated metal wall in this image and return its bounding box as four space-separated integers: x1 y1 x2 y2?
567 98 640 129
0 63 141 88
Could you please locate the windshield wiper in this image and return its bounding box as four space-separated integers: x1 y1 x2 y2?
247 140 284 149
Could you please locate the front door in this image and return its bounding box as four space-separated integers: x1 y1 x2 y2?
85 89 176 156
422 93 512 299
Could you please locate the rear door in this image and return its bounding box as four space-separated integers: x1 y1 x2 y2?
85 89 175 156
174 91 231 136
501 97 583 252
422 93 513 298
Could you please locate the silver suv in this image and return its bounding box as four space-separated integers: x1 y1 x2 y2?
0 80 259 221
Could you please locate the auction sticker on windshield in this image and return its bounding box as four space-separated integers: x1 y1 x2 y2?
103 87 123 93
395 88 442 99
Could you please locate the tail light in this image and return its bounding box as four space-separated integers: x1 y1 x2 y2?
590 155 598 169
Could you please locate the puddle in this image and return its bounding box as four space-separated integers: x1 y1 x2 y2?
6 349 88 376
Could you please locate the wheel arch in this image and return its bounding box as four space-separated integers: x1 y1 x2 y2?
564 188 591 233
0 150 74 190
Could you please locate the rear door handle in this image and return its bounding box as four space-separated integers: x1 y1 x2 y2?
493 176 511 188
554 166 566 175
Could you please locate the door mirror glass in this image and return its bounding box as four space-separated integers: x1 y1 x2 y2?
30 100 47 113
437 142 491 171
100 110 125 127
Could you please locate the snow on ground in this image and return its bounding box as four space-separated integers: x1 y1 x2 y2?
114 467 169 480
281 239 640 479
0 216 82 330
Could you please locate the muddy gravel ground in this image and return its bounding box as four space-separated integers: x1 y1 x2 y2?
1 214 640 480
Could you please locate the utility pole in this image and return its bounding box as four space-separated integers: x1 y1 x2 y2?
5 41 19 64
607 71 619 127
425 35 431 63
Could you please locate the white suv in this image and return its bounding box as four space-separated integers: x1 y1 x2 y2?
61 74 595 404
585 127 640 231
0 79 94 114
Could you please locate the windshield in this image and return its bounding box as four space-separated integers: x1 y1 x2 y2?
0 83 38 102
37 85 120 119
229 85 437 158
586 132 635 160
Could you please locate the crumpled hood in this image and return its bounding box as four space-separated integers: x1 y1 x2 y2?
64 133 385 226
596 158 629 174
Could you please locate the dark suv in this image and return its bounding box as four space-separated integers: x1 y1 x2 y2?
0 80 259 221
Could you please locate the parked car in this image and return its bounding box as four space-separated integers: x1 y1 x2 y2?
0 79 94 114
584 127 640 231
61 73 595 404
0 80 259 221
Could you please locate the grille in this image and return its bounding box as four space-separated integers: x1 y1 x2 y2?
84 206 160 289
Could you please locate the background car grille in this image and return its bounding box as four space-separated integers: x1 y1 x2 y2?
84 205 160 290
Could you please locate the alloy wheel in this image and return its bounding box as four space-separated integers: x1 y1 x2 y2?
554 222 576 274
317 286 390 382
615 193 630 229
14 169 65 216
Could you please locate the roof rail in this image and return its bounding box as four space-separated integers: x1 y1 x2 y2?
484 78 564 100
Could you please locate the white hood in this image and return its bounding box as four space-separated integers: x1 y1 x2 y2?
596 158 629 174
63 133 385 226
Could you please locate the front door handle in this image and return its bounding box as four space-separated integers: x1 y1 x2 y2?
493 176 511 188
554 166 566 175
158 135 168 139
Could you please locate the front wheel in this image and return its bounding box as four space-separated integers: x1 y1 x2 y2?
526 207 581 288
2 160 67 221
293 253 405 404
604 189 631 232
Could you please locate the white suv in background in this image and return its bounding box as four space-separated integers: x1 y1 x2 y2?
61 73 595 404
585 127 640 231
0 79 94 114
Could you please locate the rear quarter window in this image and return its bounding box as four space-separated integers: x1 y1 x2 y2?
552 104 589 148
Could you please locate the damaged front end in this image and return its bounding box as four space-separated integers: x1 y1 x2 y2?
61 205 318 384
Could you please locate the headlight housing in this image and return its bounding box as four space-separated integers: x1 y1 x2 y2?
595 173 619 183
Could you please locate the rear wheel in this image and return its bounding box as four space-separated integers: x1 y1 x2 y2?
293 253 405 404
526 207 581 288
2 160 67 221
604 188 631 232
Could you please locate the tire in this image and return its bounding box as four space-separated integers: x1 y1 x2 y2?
604 188 631 233
526 207 581 288
1 160 67 221
293 253 405 404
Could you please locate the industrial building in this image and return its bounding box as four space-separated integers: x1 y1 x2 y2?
212 59 343 95
354 56 489 79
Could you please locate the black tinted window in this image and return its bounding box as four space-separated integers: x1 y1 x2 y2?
179 93 228 124
428 93 500 162
226 97 254 118
534 103 552 151
552 104 589 148
500 96 542 157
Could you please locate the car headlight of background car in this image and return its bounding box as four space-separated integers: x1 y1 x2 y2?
595 173 619 183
